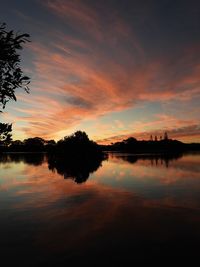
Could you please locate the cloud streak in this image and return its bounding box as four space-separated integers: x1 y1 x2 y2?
6 0 200 142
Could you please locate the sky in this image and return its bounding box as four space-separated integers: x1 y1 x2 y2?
1 0 200 143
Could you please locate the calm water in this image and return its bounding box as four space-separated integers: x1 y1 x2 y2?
0 152 200 266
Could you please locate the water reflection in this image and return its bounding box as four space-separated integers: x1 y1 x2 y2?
94 152 200 208
47 154 105 183
109 152 184 167
0 152 199 265
0 153 45 166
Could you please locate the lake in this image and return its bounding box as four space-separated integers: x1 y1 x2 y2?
0 152 200 266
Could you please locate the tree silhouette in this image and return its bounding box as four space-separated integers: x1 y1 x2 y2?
72 130 89 141
123 137 137 145
23 137 45 151
0 123 12 146
164 132 168 140
0 23 30 147
0 23 30 110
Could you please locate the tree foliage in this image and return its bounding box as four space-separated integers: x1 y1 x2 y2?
56 131 102 157
0 23 30 110
0 123 12 146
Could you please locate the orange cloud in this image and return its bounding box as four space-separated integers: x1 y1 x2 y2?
97 117 200 144
8 0 200 141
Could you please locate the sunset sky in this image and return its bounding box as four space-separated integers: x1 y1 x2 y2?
1 0 200 143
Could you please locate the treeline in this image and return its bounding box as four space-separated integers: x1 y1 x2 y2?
101 137 200 153
1 131 200 154
0 131 103 158
1 137 55 152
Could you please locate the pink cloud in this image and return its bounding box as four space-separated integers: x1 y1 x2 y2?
97 116 200 144
9 1 200 141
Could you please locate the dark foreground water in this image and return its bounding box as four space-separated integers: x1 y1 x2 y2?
0 152 200 266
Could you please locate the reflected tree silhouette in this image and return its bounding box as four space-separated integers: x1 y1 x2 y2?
48 154 105 183
110 152 183 168
0 153 45 166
